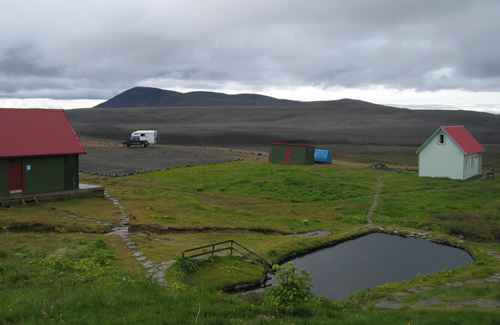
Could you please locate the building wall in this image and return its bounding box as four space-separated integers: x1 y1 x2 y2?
270 144 315 165
1 155 80 196
0 159 7 196
24 156 65 193
478 154 483 174
63 155 79 189
418 132 465 179
463 153 482 180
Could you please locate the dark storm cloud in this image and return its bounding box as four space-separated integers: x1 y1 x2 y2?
0 44 62 77
1 0 500 100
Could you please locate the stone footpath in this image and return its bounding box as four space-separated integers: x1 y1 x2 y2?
104 191 176 286
289 175 386 238
366 175 384 225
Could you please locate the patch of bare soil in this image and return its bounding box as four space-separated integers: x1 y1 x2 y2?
0 222 54 233
129 224 281 236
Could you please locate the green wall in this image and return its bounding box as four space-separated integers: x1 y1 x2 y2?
0 159 7 196
1 155 80 196
270 144 315 165
24 156 65 193
64 155 79 190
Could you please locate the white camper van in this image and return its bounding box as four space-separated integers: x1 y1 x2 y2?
122 130 159 147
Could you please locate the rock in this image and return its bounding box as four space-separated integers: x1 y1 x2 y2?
374 300 404 309
448 298 487 307
410 298 444 308
448 281 463 287
479 300 500 308
141 261 155 269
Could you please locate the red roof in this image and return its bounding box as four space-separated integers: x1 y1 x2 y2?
271 142 315 148
0 108 86 158
443 126 484 155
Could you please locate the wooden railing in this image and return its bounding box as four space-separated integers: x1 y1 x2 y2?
181 239 273 272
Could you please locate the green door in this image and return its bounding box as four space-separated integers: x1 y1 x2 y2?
64 155 79 189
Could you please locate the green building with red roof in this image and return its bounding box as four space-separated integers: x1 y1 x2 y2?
0 108 87 197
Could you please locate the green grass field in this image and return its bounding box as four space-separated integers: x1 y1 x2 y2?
1 158 499 324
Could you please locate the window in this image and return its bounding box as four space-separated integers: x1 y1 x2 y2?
471 156 475 168
438 133 445 145
465 157 469 169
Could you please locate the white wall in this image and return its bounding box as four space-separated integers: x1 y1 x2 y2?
418 132 465 180
463 153 482 180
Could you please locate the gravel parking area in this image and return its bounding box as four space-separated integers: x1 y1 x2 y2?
79 138 268 176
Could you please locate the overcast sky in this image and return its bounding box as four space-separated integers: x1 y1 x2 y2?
1 0 500 113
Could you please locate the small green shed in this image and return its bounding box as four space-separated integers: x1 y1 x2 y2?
270 143 315 165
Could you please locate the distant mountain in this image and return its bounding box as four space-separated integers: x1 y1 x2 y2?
69 89 500 148
94 86 308 108
67 86 499 150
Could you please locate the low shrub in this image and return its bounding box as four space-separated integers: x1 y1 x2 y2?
264 262 314 314
175 257 201 274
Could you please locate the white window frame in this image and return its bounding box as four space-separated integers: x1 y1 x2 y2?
471 156 475 168
465 157 469 170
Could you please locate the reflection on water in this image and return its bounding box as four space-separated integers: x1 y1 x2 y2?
263 233 474 300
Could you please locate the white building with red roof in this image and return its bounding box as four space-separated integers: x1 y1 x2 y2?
416 126 485 180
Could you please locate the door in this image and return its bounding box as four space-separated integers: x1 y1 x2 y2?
285 147 292 164
8 159 24 194
64 155 78 189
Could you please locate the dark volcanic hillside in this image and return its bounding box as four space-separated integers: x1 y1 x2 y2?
95 87 307 108
68 88 500 151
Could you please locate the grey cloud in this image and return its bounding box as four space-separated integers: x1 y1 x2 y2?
1 0 500 99
0 44 63 77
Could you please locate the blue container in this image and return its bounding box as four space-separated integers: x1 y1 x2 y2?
314 150 332 164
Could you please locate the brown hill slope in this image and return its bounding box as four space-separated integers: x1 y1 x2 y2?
68 96 500 149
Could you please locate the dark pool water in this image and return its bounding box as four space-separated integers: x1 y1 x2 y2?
262 233 474 300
